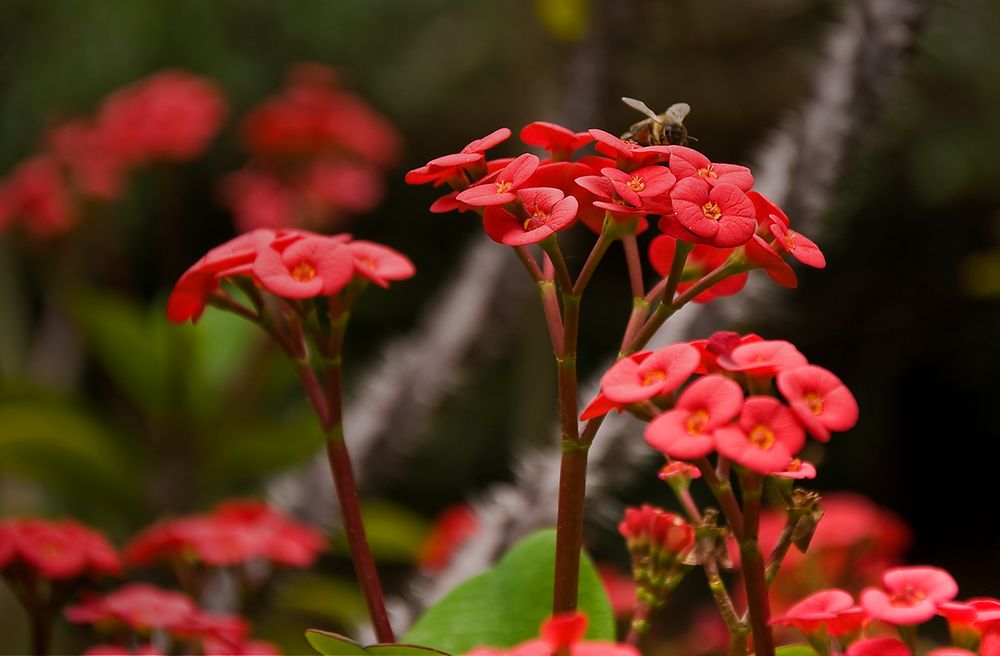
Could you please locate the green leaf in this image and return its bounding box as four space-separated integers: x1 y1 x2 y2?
305 630 367 655
335 501 430 564
275 574 367 628
0 398 138 518
365 646 451 655
775 646 820 656
72 292 172 417
404 529 614 653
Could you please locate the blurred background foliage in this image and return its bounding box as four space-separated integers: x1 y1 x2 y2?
0 0 998 653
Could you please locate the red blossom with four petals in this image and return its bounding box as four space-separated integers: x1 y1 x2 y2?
253 234 355 298
777 365 859 442
455 153 540 206
714 396 805 474
860 566 959 625
671 178 756 247
644 374 744 460
668 146 754 191
483 187 579 246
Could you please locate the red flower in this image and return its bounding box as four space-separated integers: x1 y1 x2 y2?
253 234 355 298
348 240 416 287
690 332 764 374
670 178 756 247
418 504 478 572
772 458 817 479
927 649 977 656
0 156 75 239
406 128 511 186
483 187 579 246
744 234 798 288
455 154 540 206
860 566 959 625
619 505 695 555
777 365 859 442
770 588 856 634
97 70 226 165
0 518 120 579
716 338 809 378
644 374 744 460
524 161 607 232
67 584 198 631
846 637 911 656
648 235 748 303
770 222 826 268
125 500 325 568
714 396 805 474
668 146 753 191
519 122 592 160
658 461 702 481
574 174 647 217
588 128 671 169
242 63 400 167
600 165 675 213
166 229 281 323
598 344 700 405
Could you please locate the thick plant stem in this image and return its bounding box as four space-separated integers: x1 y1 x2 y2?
739 474 775 656
552 291 584 614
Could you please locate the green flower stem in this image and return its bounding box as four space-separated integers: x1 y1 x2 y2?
695 459 744 542
738 473 776 656
661 240 694 307
572 221 616 296
704 552 749 655
623 261 735 356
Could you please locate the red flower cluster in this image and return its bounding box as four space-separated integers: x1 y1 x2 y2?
619 505 695 558
773 567 1000 656
465 612 639 656
67 583 277 655
582 332 858 476
223 63 401 233
406 121 823 290
0 517 120 580
167 228 414 323
125 499 325 568
0 70 225 239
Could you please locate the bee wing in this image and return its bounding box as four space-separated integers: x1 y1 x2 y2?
664 103 691 123
621 97 661 122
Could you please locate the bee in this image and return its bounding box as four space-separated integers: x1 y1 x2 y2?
620 97 692 146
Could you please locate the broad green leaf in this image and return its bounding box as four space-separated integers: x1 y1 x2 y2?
305 630 367 655
775 646 820 656
365 646 451 655
404 529 614 653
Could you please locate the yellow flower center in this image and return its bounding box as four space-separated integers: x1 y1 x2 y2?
495 180 513 194
685 409 710 435
626 176 646 192
641 370 666 387
890 586 926 607
291 261 317 282
698 165 719 180
803 392 824 416
523 208 550 231
701 201 722 221
749 424 776 450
